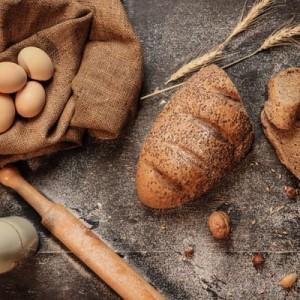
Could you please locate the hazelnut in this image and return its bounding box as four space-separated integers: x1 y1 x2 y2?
208 211 230 239
252 254 264 269
284 186 298 199
279 273 297 289
183 246 194 259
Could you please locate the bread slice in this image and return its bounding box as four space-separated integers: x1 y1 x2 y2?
261 112 300 179
136 65 254 209
264 68 300 130
261 68 300 180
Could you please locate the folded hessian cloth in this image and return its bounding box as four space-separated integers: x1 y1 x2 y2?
0 0 143 166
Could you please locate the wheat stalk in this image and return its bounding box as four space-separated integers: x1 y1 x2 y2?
223 23 300 69
166 0 274 84
142 23 300 101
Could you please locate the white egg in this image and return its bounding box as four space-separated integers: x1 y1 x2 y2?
0 62 27 93
18 47 54 81
0 94 15 134
15 81 46 118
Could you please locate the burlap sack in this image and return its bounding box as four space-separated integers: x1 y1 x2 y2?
0 0 143 166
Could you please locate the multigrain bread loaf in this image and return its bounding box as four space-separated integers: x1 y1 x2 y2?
136 65 254 209
261 68 300 180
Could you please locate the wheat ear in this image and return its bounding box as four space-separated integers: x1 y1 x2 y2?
223 22 300 69
224 0 274 44
165 0 274 84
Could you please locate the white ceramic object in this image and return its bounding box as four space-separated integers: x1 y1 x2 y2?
0 216 38 274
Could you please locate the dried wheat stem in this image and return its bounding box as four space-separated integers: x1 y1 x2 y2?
165 0 274 84
140 83 185 100
165 46 223 85
222 49 260 69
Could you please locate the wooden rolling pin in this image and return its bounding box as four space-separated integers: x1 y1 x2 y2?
0 167 165 300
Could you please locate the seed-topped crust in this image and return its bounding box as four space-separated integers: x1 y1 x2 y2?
136 65 254 209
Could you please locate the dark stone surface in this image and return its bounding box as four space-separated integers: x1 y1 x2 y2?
1 0 300 299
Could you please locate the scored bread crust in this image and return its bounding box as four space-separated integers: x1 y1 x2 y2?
261 68 300 180
136 65 254 209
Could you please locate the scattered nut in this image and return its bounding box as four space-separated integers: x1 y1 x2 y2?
279 273 297 289
252 254 264 269
284 186 298 199
208 211 231 240
183 246 194 259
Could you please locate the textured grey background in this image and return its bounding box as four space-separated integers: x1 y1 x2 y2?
1 0 300 299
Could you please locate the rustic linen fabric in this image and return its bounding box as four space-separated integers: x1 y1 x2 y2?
0 0 143 166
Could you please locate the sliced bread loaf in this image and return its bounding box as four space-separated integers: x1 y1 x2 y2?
262 68 300 180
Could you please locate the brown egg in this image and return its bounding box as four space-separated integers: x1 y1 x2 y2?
0 94 15 134
0 62 27 93
15 81 46 118
18 47 54 81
